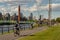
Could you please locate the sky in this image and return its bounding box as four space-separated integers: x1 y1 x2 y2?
0 0 60 19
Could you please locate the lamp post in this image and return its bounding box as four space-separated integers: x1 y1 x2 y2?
48 0 52 26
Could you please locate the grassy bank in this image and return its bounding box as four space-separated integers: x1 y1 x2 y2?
18 25 60 40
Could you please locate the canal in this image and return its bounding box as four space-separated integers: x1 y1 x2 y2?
0 23 32 34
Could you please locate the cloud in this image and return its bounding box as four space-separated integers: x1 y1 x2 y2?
0 0 60 16
0 0 34 6
22 3 60 12
41 4 60 11
22 4 37 12
0 0 11 2
21 0 42 12
36 0 41 4
0 3 60 15
52 0 60 3
49 4 60 10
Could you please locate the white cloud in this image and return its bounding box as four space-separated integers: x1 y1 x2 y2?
21 4 37 12
21 3 60 12
35 0 42 6
0 0 13 2
52 4 60 8
0 0 60 16
0 0 33 6
0 3 60 15
36 0 41 4
52 4 60 11
27 4 37 12
38 4 60 11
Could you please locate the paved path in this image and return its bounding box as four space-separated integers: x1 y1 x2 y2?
0 27 48 40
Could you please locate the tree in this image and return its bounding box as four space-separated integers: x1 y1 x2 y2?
51 19 56 22
56 17 60 23
51 19 56 25
0 12 2 20
22 17 28 21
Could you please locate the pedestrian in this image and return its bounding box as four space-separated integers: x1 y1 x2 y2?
31 23 33 29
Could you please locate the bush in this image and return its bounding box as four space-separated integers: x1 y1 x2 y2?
33 23 39 27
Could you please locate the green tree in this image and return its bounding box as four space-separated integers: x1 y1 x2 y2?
56 17 60 23
51 19 56 25
51 19 56 22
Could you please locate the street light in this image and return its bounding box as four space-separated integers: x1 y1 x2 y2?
36 1 42 21
48 0 52 26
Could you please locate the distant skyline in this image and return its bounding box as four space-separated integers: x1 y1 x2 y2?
0 0 60 19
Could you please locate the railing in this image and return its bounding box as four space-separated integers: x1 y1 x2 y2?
0 27 14 34
0 24 33 34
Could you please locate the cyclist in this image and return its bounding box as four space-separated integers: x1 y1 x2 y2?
14 23 20 36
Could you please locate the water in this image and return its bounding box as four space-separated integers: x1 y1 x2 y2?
0 24 32 33
0 25 15 33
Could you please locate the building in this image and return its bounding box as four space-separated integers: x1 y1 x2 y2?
39 15 43 21
13 13 18 21
10 16 14 20
20 13 23 18
29 13 33 20
5 13 10 20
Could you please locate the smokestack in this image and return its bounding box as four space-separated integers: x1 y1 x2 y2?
18 5 20 23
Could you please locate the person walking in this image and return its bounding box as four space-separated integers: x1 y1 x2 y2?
31 23 33 29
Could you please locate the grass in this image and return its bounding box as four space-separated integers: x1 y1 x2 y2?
18 25 60 40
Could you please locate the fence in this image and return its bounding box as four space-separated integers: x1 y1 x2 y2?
0 27 14 34
0 24 33 34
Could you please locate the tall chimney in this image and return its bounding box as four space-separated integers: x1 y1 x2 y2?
18 5 20 23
